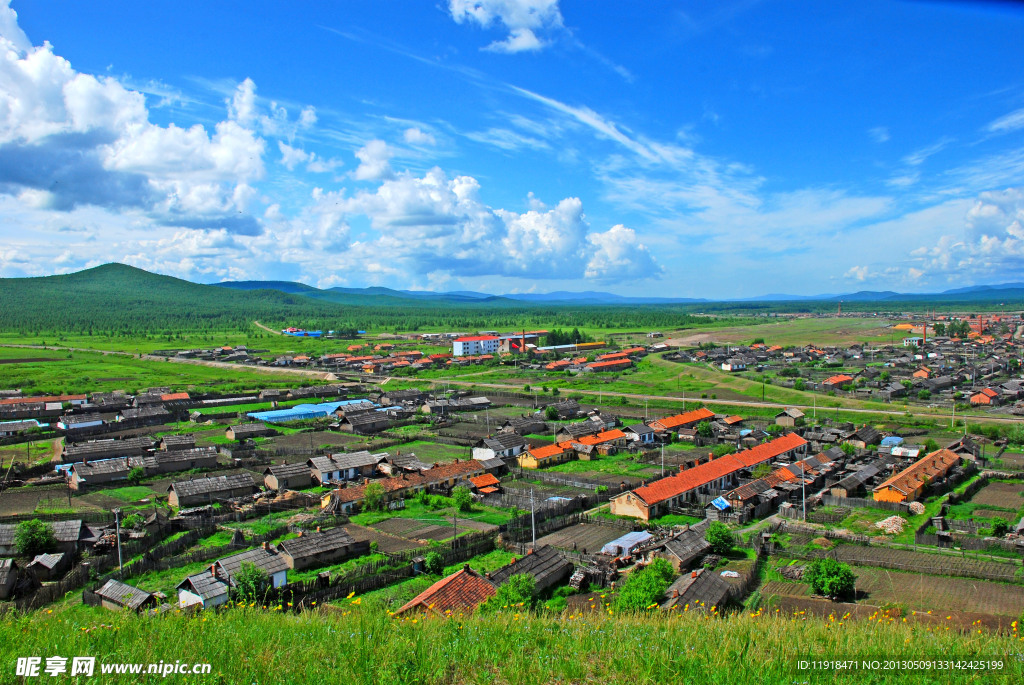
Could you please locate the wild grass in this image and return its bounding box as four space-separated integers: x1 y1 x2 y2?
3 603 1022 684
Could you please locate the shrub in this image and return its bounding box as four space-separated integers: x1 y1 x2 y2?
481 573 535 613
363 482 385 512
545 406 559 421
127 467 145 485
121 513 145 530
615 558 675 612
423 551 444 576
695 421 713 438
992 520 1009 538
793 379 806 391
15 519 56 557
804 558 856 600
704 521 734 556
452 486 473 513
234 561 269 601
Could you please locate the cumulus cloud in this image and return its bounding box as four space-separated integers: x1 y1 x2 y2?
278 141 311 170
449 0 563 53
911 187 1024 280
403 127 436 146
342 167 660 281
352 139 393 181
0 18 265 231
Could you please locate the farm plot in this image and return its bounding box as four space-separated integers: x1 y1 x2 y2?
972 509 1016 520
970 482 1024 510
0 486 105 516
345 523 426 554
272 431 370 452
813 544 1022 582
764 566 1024 617
535 522 626 554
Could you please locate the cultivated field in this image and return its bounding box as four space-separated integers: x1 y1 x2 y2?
536 522 627 554
763 566 1024 617
970 482 1024 510
817 544 1023 582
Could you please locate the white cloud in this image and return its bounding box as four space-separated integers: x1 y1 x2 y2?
278 141 311 170
341 166 660 281
484 27 544 53
299 106 317 129
449 0 563 53
403 127 436 146
986 107 1024 135
0 0 30 54
352 139 393 181
902 136 954 167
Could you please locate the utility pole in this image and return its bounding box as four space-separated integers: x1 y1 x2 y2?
661 443 665 478
800 462 806 522
530 487 536 548
114 508 123 574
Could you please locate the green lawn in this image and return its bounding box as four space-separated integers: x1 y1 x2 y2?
348 498 515 529
101 485 159 503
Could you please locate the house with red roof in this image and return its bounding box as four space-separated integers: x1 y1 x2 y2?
609 433 808 520
648 408 715 433
969 388 1000 406
395 566 496 616
822 374 854 390
585 358 632 372
518 442 574 469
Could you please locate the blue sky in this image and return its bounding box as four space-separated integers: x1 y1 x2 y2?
0 0 1023 298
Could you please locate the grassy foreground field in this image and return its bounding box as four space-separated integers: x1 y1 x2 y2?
2 606 1021 683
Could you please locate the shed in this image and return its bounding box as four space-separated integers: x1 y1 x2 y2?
486 546 572 595
600 531 653 557
95 578 155 612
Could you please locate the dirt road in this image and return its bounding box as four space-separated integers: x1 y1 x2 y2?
253 320 282 335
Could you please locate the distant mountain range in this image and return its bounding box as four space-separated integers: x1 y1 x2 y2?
215 279 1024 305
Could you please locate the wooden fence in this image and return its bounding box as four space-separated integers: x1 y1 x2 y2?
820 495 911 513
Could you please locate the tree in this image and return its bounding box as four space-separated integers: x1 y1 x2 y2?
452 485 473 513
127 466 145 485
121 513 145 530
615 558 675 612
793 379 806 391
917 389 932 401
15 519 56 557
992 520 1009 538
879 371 891 383
804 558 856 600
752 463 772 479
923 438 940 453
481 573 535 613
545 406 559 421
840 442 856 457
704 521 734 555
423 551 444 575
363 482 385 512
234 561 270 601
695 421 713 438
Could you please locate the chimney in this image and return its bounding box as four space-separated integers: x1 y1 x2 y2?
463 564 470 572
297 531 303 537
210 564 217 577
316 526 321 533
527 548 534 555
673 589 680 598
510 557 517 564
691 570 697 578
262 541 268 550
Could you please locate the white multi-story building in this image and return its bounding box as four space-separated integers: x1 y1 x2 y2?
453 335 500 356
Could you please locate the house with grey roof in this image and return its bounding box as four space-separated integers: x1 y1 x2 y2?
473 433 528 461
215 545 289 588
167 474 259 508
308 451 387 485
27 552 70 581
264 462 313 490
161 434 197 451
95 578 156 612
485 546 572 596
225 423 273 441
276 527 369 571
177 570 230 609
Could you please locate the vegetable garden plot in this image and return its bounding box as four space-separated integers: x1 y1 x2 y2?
536 522 625 554
969 482 1024 510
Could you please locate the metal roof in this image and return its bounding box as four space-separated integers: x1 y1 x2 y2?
96 578 153 610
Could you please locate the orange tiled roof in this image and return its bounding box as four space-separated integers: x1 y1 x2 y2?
395 568 495 616
160 392 190 402
873 449 960 497
587 359 631 369
824 374 854 385
0 394 86 405
624 433 807 506
529 443 569 459
576 429 626 446
651 408 715 431
470 473 500 489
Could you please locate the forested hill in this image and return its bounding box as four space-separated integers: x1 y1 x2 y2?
0 264 722 335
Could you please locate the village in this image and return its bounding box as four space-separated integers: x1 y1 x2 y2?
1 314 1023 632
